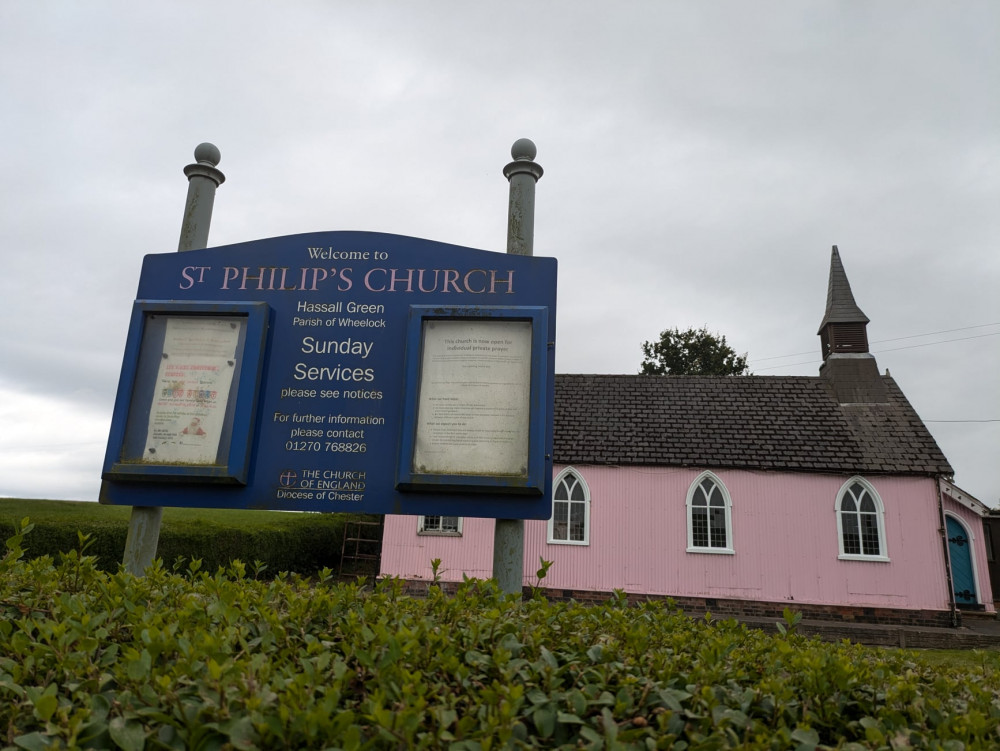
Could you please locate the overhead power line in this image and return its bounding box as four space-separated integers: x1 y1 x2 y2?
925 419 1000 424
875 331 1000 354
751 330 1000 372
751 322 1000 365
872 322 1000 345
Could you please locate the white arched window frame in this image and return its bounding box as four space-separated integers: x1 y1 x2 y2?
548 468 590 545
835 477 889 562
685 471 734 555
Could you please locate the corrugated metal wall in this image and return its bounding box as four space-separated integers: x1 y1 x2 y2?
382 465 972 612
380 515 495 581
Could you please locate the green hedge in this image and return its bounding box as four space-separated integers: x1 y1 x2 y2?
1 520 999 749
0 499 356 576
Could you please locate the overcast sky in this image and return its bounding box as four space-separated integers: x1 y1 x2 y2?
1 2 997 507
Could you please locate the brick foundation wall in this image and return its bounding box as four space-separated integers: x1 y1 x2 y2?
388 580 1000 648
391 578 956 629
539 587 957 629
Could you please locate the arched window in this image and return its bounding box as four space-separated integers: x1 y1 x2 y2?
548 469 590 545
836 478 888 561
686 472 734 554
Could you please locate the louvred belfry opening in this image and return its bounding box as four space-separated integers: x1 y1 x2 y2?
821 322 869 358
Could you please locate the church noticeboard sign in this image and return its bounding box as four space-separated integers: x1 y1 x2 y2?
101 231 557 519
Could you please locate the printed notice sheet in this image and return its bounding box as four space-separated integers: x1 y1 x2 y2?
144 317 241 464
413 319 531 476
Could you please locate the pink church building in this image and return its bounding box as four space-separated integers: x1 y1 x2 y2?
379 248 993 626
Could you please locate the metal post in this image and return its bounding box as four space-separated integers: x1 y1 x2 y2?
178 143 226 252
493 139 543 595
503 138 543 257
122 143 225 575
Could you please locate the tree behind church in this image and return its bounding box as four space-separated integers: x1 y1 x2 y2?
640 326 750 376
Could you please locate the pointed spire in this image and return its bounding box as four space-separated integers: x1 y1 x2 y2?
818 246 869 333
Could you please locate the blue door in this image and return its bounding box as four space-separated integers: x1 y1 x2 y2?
947 516 978 607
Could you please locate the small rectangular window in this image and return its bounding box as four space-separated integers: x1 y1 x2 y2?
418 516 461 535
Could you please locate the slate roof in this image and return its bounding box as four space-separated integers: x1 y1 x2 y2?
553 374 953 476
817 245 870 333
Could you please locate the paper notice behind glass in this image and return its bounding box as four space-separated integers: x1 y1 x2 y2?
413 319 532 476
144 317 241 464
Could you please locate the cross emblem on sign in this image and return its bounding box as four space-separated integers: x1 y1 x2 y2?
279 470 297 487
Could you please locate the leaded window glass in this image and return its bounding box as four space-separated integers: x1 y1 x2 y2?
688 475 731 551
550 470 589 544
838 480 885 558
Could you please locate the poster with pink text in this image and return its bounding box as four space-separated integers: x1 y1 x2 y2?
143 317 240 464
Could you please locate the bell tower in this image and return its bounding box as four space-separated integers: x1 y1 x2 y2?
817 246 888 403
818 245 870 359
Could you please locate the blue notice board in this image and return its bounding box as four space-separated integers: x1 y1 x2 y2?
101 231 557 519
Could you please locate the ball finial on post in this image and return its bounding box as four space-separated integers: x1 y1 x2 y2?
193 142 222 167
510 138 537 162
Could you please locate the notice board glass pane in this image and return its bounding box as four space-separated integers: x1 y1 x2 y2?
412 319 532 477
